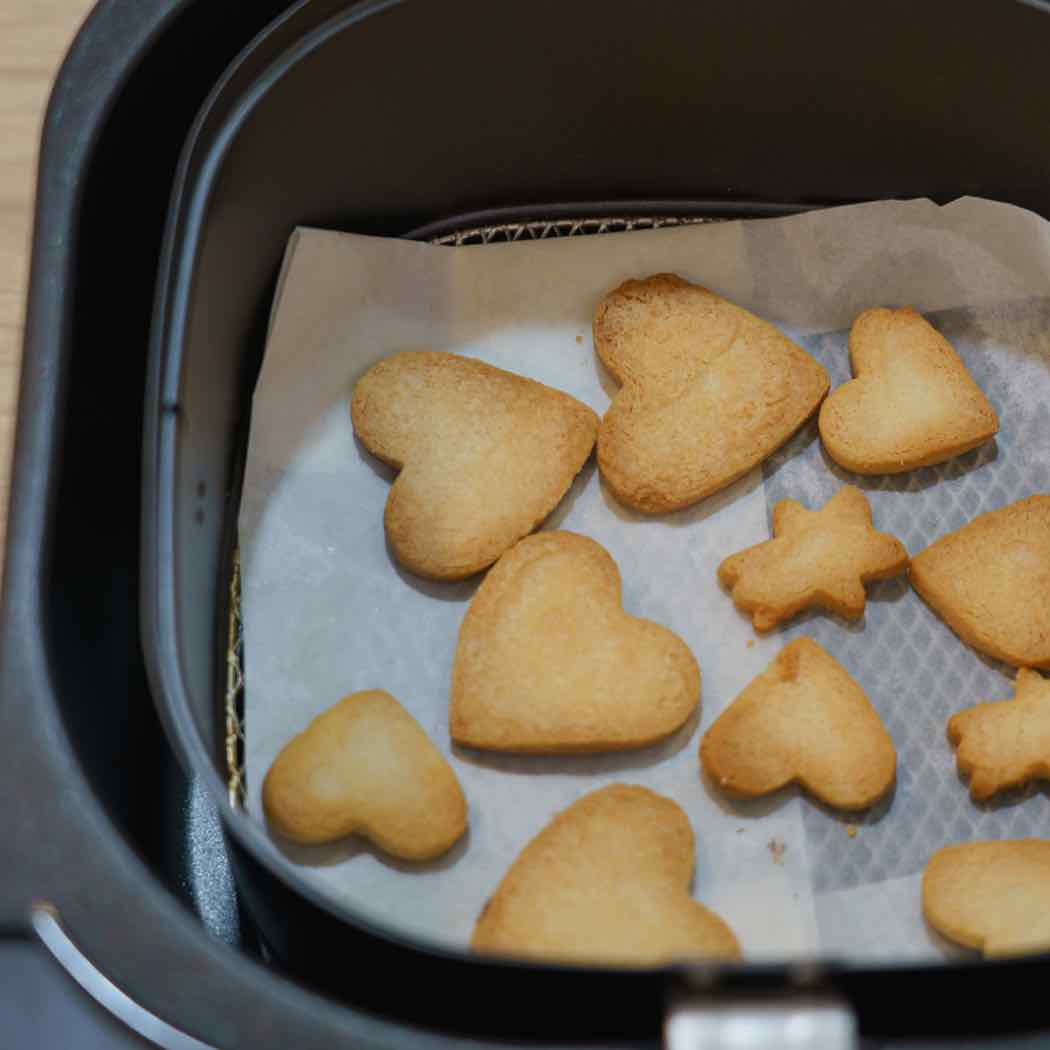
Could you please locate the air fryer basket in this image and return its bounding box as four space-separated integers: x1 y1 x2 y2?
142 0 1050 1044
6 0 1047 1046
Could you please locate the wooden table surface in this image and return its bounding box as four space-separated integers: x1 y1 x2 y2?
0 0 95 572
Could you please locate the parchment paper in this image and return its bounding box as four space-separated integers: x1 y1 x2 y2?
240 198 1050 962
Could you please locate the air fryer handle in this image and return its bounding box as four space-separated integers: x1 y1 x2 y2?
665 970 857 1050
14 862 390 1050
0 611 380 1049
29 904 215 1050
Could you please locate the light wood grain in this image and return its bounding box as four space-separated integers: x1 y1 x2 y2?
0 0 95 577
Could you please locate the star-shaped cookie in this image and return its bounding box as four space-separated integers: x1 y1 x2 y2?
718 485 909 631
948 670 1050 801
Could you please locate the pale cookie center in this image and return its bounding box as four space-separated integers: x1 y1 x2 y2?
865 362 957 443
1003 539 1044 574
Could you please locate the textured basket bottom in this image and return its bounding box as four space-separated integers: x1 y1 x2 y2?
767 296 1050 892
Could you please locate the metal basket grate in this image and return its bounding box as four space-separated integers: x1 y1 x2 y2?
427 215 709 246
225 213 720 808
226 552 246 808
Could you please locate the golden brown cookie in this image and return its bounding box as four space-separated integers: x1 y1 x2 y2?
948 670 1050 800
451 531 699 753
923 840 1050 958
819 307 998 474
717 486 909 631
593 274 829 513
700 638 896 810
351 352 598 580
909 495 1050 669
472 784 740 965
262 690 467 859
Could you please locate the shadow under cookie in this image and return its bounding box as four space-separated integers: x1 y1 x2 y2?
451 703 701 777
269 821 473 876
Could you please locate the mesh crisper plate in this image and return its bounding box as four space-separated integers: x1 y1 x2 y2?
226 551 245 808
224 213 719 808
427 215 710 246
768 298 1050 891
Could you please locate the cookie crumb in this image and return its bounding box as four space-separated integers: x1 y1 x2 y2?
575 335 583 344
846 824 858 839
746 639 755 649
768 839 786 864
736 827 746 834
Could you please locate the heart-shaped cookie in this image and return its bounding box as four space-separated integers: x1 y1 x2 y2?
948 670 1050 800
593 274 829 513
262 689 467 860
472 784 740 965
450 531 700 753
700 638 896 810
909 495 1050 669
819 307 998 474
351 352 598 580
923 841 1050 958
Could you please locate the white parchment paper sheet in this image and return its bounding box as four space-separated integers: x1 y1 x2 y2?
240 198 1050 961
